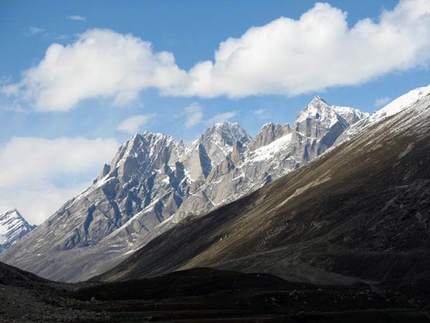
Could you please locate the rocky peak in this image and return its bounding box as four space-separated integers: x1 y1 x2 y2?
293 97 356 163
249 123 291 151
198 122 252 148
185 122 252 169
0 208 35 253
333 106 370 126
103 132 178 183
296 96 346 128
311 95 328 105
295 96 348 138
108 134 143 171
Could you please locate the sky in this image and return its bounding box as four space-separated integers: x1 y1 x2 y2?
1 0 430 224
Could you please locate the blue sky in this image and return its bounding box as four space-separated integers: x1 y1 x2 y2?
1 0 429 224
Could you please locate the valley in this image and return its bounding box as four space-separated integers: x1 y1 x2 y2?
1 263 428 322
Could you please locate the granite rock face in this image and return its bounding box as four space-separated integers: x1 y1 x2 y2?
1 97 367 282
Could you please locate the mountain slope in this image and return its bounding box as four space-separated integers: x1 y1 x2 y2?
0 208 35 253
97 86 430 286
1 98 366 282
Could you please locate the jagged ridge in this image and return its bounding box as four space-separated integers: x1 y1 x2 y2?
1 97 368 282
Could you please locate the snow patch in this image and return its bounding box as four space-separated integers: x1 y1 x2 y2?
249 133 293 162
372 85 430 123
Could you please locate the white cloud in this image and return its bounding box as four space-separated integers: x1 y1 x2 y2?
117 114 155 134
169 0 430 97
374 96 392 107
3 0 430 109
206 111 237 125
28 26 44 35
184 103 203 128
2 29 185 111
0 136 119 224
67 15 86 21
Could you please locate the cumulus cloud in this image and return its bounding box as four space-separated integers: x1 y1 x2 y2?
67 15 86 21
374 96 392 107
2 29 185 111
170 0 430 98
117 114 155 134
3 0 430 109
184 103 203 128
206 111 237 125
0 136 119 224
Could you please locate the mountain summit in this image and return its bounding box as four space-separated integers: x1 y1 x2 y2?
1 97 367 282
0 208 35 253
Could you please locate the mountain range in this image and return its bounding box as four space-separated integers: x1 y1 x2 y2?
1 96 368 282
98 85 430 290
0 85 429 322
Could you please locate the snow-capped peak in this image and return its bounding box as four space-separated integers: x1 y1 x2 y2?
296 96 346 129
297 96 330 120
312 95 328 104
333 84 430 145
2 207 17 214
197 121 252 147
0 208 35 252
333 106 370 126
371 84 430 123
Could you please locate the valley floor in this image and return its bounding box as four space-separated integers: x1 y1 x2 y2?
1 267 429 323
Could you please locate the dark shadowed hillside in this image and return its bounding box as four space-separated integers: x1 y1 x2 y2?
0 261 110 322
2 261 428 322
